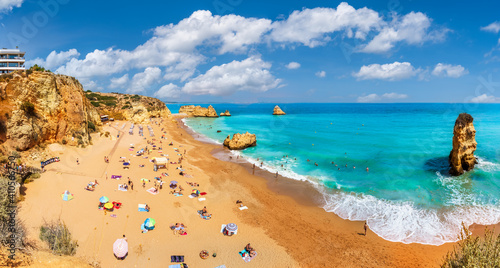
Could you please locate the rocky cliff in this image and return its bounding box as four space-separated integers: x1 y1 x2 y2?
223 132 257 150
273 105 286 115
449 113 477 176
85 92 171 124
220 110 231 116
0 71 101 151
179 105 218 117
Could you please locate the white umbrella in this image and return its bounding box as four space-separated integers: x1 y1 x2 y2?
113 238 128 258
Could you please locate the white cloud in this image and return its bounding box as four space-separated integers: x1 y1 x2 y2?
154 83 181 99
315 70 326 78
470 94 500 103
360 12 447 53
353 61 419 81
270 3 382 47
182 56 281 96
109 74 129 89
127 67 161 93
481 22 500 34
432 63 468 78
0 0 23 12
285 62 301 69
27 49 80 70
357 92 408 103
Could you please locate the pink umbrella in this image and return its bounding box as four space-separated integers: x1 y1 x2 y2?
113 238 128 258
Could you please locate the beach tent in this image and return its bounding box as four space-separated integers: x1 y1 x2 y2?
144 218 156 230
113 238 128 258
100 196 109 203
153 157 168 170
61 190 73 201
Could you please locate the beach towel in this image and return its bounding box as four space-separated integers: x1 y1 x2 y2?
238 206 248 210
173 193 183 197
239 250 257 262
146 187 159 195
214 266 227 268
188 194 196 199
198 198 206 202
200 192 207 196
170 255 184 263
197 210 211 220
141 223 148 233
183 174 193 178
111 175 122 180
118 185 127 191
138 204 149 212
110 214 117 218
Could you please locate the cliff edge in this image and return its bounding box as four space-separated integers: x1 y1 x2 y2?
0 71 101 151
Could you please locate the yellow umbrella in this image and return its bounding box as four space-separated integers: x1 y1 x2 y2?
104 202 113 209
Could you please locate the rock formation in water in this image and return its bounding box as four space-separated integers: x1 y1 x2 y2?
0 71 101 150
85 91 171 124
449 113 478 176
179 105 218 117
273 105 286 115
220 110 231 116
223 132 257 150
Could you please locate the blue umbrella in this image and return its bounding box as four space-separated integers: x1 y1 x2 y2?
144 218 156 230
99 196 109 203
123 162 130 166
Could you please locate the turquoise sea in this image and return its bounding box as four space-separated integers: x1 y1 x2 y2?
167 103 500 245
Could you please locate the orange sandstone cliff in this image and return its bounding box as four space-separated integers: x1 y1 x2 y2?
449 113 477 176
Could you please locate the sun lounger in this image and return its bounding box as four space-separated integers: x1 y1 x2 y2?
146 187 159 195
170 255 184 263
238 206 248 210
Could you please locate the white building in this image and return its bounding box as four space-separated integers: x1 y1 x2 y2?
0 48 25 74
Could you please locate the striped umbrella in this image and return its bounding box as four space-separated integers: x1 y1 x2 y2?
99 196 109 203
144 218 156 230
192 189 200 195
113 238 128 258
226 223 238 232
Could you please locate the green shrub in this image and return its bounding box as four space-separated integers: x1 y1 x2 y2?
40 221 78 256
442 223 500 268
28 64 50 72
87 121 96 132
90 101 100 107
20 101 36 116
61 139 67 145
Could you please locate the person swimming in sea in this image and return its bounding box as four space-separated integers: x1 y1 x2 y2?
314 162 318 166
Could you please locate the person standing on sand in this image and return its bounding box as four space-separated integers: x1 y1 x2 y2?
276 171 278 178
76 158 79 165
130 182 134 191
364 221 368 236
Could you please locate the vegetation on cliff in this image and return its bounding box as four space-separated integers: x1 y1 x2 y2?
442 224 500 267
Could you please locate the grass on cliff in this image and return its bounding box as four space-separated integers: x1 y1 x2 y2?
39 221 78 256
441 223 500 268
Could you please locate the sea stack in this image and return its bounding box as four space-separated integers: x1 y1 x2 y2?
273 105 286 115
449 113 478 176
223 132 257 150
179 105 219 117
220 110 231 116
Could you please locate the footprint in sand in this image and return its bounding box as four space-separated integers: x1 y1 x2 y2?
174 202 181 208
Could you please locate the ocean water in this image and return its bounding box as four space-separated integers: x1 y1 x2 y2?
167 103 500 245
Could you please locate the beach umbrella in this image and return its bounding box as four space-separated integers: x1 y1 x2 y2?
170 180 178 184
61 190 73 201
226 223 238 232
144 218 156 230
99 196 109 203
192 189 200 195
123 162 130 166
104 202 114 210
113 238 128 258
140 178 149 183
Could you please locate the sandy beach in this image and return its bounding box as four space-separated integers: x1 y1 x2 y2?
17 116 460 267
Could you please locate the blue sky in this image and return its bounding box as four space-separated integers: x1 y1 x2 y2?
1 0 500 103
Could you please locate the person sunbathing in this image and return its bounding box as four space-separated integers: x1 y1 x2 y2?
179 185 184 191
200 206 211 217
245 243 256 257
